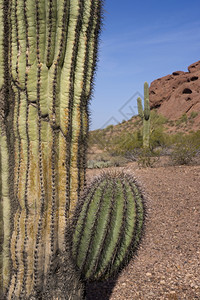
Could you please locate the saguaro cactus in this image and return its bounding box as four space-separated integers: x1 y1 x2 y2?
0 0 102 298
1 1 146 299
137 82 150 148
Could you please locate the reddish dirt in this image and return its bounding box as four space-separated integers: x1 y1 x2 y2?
85 163 200 300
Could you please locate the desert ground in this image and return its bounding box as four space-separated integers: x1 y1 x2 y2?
85 162 200 300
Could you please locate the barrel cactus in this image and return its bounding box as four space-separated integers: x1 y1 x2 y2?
71 172 145 281
137 82 150 148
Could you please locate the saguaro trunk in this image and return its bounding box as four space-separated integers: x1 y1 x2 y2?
0 0 102 298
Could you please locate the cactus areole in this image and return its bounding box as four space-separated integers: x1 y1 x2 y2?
0 0 103 298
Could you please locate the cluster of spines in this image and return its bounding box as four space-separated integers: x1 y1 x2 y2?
71 172 145 281
137 82 151 148
0 0 103 299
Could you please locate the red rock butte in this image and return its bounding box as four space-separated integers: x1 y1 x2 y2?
149 61 200 127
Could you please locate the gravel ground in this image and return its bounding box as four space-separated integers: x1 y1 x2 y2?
85 163 200 300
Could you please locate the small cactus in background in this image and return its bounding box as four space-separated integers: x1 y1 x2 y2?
137 82 150 148
71 172 145 281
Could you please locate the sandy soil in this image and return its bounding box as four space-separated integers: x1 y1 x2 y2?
85 163 200 300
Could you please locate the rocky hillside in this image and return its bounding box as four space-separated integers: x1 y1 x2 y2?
149 60 200 129
90 60 200 146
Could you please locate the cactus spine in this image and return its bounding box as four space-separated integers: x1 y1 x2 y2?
0 0 102 298
71 172 145 281
137 82 150 148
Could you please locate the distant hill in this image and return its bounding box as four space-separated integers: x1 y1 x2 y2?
90 60 200 138
149 60 200 131
89 60 200 156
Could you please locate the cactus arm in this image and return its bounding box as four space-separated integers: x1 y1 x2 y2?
137 97 144 118
144 82 150 121
137 82 150 148
144 81 148 104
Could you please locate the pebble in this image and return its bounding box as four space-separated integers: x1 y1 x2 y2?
146 272 152 277
160 280 166 284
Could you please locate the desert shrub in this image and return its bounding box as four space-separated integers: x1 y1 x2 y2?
106 131 142 156
189 111 198 119
148 110 169 151
87 155 128 169
150 110 168 126
176 113 188 126
170 133 200 165
125 148 142 161
167 119 175 126
104 124 114 132
137 148 160 168
150 126 168 149
189 130 200 148
88 129 105 148
133 117 142 127
87 160 113 169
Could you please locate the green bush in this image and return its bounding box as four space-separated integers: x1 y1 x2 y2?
189 111 198 119
176 113 188 126
105 131 143 156
170 132 200 165
150 127 168 149
150 110 168 126
148 110 169 150
87 160 113 169
137 148 160 168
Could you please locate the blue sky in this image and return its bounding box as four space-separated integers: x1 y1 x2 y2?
89 0 200 130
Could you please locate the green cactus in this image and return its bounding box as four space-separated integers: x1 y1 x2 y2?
137 82 150 148
1 1 147 298
71 172 145 281
0 0 102 298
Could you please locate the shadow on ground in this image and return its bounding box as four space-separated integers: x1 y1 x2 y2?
86 279 117 300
